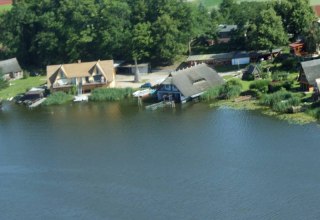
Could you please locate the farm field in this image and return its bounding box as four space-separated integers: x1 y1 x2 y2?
193 0 320 9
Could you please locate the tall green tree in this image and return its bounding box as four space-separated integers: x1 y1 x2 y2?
219 0 236 24
248 8 288 51
304 22 320 53
274 0 315 38
131 22 153 61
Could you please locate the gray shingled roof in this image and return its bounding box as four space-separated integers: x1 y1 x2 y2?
301 59 320 84
0 58 22 75
169 64 225 98
233 51 249 59
186 52 235 62
246 64 261 75
218 25 238 33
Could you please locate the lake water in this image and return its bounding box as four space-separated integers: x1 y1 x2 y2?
1 101 320 220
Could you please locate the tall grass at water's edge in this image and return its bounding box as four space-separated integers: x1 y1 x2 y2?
89 88 134 101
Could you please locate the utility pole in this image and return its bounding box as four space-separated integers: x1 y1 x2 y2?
134 57 141 83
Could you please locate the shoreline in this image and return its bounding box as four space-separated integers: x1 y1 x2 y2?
208 99 317 124
1 96 319 125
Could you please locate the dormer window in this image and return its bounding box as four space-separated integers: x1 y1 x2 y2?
59 70 66 79
193 78 206 84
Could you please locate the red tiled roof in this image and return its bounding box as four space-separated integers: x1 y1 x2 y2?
289 42 304 48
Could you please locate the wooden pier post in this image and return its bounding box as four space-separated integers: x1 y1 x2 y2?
138 96 143 107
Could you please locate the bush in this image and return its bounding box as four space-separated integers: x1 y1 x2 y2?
271 71 288 81
0 78 9 90
89 87 133 101
260 72 270 79
42 92 73 105
69 85 77 95
249 79 270 93
220 79 242 99
281 57 299 71
268 80 293 92
308 108 320 120
200 86 221 101
201 79 242 101
259 90 301 113
242 72 254 81
23 71 30 79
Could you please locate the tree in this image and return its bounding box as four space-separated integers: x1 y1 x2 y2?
219 0 236 24
152 14 184 64
0 69 8 90
248 8 288 51
274 0 315 38
304 22 320 54
0 0 132 67
131 22 153 61
0 0 206 67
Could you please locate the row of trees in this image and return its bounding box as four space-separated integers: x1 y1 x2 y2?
0 0 216 67
0 0 317 68
214 0 317 52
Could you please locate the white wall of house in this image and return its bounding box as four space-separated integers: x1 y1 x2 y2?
232 57 250 66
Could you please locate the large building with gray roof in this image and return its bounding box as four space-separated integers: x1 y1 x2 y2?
0 58 23 80
299 59 320 91
157 64 224 103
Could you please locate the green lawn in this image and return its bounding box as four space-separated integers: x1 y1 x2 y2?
0 76 46 99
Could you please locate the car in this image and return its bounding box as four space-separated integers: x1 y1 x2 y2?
140 82 152 88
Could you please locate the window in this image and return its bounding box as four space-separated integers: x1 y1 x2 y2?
164 85 171 90
193 78 206 84
59 70 66 79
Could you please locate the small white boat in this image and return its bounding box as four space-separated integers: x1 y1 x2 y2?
133 89 155 98
74 95 88 102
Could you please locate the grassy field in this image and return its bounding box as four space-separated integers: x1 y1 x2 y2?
0 4 12 13
0 76 46 99
193 0 320 9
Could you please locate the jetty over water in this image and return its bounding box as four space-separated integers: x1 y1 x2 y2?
28 98 46 108
145 100 175 111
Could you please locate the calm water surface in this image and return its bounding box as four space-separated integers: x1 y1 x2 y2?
1 101 320 220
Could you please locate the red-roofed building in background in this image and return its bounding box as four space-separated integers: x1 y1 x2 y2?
289 42 306 56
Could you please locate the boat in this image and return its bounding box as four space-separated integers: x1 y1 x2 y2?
74 95 88 102
133 89 156 98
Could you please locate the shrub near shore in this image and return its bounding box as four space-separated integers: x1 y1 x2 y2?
42 92 73 106
201 79 242 101
89 88 133 102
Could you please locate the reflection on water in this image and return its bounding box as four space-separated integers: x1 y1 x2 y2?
0 102 320 220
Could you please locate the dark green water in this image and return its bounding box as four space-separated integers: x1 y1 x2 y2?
1 101 320 220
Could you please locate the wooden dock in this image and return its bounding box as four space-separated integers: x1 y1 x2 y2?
145 101 175 111
28 98 47 108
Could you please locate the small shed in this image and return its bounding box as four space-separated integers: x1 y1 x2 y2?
117 63 151 76
232 52 250 66
0 58 23 80
186 52 235 66
242 64 262 80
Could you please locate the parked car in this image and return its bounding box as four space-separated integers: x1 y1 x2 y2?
140 82 152 88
